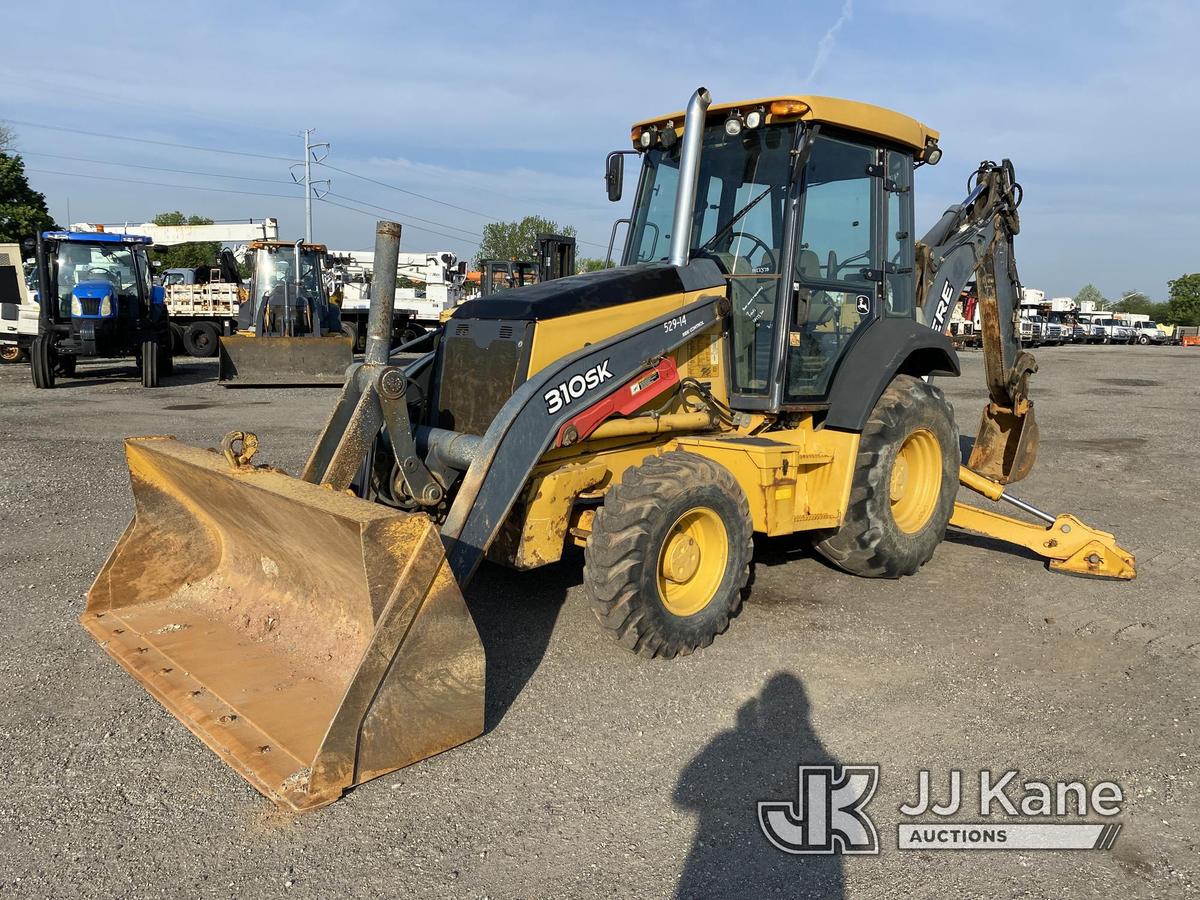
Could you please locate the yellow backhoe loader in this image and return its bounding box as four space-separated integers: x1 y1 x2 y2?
218 239 352 385
83 89 1134 811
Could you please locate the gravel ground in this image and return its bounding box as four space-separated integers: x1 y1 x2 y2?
0 346 1196 899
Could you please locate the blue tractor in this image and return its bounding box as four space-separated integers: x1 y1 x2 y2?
30 231 173 388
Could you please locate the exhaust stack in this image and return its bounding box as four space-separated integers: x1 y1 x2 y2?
668 87 712 267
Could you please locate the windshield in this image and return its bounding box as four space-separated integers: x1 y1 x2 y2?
254 247 322 298
53 242 146 316
624 122 796 267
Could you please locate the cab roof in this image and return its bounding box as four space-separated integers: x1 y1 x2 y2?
248 239 328 253
43 230 153 245
632 95 939 157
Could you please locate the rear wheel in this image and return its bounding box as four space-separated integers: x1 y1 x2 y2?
141 339 159 387
585 451 753 658
1 345 24 363
183 321 219 357
814 375 958 578
31 334 55 389
341 321 360 352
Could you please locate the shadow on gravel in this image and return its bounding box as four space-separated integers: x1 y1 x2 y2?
943 527 1044 563
673 672 846 899
464 550 579 732
50 359 218 388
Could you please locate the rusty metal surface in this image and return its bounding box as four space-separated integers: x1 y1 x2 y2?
83 436 484 811
218 334 352 386
968 401 1039 484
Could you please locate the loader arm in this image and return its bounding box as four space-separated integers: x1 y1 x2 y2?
916 160 1038 483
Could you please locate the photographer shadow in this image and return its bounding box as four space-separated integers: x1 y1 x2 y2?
673 672 846 899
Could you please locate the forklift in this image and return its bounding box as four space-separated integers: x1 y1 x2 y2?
478 233 577 296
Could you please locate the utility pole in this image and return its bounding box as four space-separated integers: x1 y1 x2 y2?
293 130 330 242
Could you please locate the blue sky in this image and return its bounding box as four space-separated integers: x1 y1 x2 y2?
2 0 1196 298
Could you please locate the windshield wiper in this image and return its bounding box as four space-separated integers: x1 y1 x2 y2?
697 184 774 255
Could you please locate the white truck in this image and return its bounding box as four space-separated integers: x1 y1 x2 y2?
0 243 33 362
326 250 467 350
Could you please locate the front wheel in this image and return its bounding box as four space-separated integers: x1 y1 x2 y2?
585 451 754 658
31 334 55 389
813 375 958 578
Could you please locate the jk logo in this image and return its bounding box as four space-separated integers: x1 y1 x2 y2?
759 765 880 855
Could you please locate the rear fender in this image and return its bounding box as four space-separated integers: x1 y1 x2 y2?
824 317 959 432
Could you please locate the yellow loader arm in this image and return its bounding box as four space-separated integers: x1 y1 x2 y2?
953 466 1135 579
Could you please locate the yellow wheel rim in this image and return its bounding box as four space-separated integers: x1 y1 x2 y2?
889 428 942 534
656 507 728 617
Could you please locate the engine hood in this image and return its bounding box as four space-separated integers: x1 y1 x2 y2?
452 260 725 322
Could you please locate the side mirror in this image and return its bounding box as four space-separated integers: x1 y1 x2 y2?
151 259 163 269
605 152 624 203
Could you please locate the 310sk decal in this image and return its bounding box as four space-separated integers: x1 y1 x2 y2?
543 360 614 414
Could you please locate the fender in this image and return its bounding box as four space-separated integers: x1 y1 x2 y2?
824 317 959 432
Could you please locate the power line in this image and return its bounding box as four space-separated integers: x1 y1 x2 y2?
317 162 500 221
317 195 481 247
19 151 295 185
325 191 485 240
6 119 294 161
25 168 302 201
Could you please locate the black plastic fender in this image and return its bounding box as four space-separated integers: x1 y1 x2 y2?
824 317 960 432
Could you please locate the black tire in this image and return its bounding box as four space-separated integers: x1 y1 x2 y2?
400 323 425 346
183 321 219 357
31 334 55 389
585 451 753 659
341 321 360 352
169 323 185 354
1 345 24 363
141 339 159 388
158 337 174 377
55 354 77 377
813 375 958 578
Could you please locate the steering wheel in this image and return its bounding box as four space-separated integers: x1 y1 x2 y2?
724 231 777 273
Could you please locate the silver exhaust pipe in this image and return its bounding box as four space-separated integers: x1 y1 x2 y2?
668 87 712 267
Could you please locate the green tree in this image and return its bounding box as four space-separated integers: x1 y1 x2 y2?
476 215 576 267
0 126 57 242
577 257 609 273
150 211 221 271
1166 274 1200 326
1073 283 1108 311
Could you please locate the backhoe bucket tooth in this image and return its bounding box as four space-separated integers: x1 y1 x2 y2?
968 401 1039 484
218 334 353 386
82 436 484 811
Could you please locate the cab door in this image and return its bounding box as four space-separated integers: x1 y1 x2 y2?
783 134 884 402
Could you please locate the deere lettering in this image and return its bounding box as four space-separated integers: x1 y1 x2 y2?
543 360 614 414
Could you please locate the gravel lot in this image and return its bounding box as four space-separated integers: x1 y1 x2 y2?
0 346 1196 899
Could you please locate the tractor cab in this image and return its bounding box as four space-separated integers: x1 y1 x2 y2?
237 240 341 337
30 231 171 388
613 96 942 413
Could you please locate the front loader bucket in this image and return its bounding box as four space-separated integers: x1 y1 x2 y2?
218 334 353 386
82 436 484 811
968 401 1039 484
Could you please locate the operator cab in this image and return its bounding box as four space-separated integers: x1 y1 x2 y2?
618 96 940 412
238 241 341 337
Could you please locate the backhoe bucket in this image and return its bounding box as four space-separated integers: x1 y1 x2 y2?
218 334 353 386
82 436 484 811
968 401 1039 484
